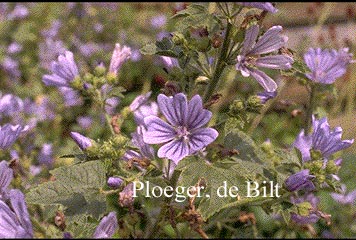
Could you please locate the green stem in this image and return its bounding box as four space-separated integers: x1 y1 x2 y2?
95 89 115 135
304 84 316 134
203 19 233 103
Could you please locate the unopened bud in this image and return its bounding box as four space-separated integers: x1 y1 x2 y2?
119 183 134 208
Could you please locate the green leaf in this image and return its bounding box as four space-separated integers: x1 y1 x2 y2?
178 157 273 221
171 4 221 32
65 215 99 238
26 161 107 221
140 37 183 57
224 129 269 165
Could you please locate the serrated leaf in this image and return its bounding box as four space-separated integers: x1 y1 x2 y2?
171 4 221 32
178 157 273 220
26 161 107 221
224 129 269 165
66 215 99 238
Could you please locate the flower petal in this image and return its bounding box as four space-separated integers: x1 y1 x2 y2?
187 95 212 129
189 128 219 153
249 68 278 92
157 93 188 126
255 55 293 70
249 26 287 55
143 116 175 144
157 140 189 165
241 24 259 55
8 189 33 238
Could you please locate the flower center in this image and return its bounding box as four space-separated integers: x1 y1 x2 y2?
176 126 190 142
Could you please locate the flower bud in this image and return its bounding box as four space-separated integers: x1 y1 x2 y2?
94 63 106 77
70 132 94 150
229 99 245 115
107 177 124 188
285 169 315 192
246 95 263 112
119 183 134 208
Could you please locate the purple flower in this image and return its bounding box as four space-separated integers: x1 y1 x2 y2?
2 56 21 78
237 2 278 13
143 93 218 164
7 4 28 20
331 184 356 205
123 126 155 170
105 97 120 116
129 92 152 112
41 20 62 38
38 143 54 167
150 15 167 29
236 25 293 92
107 177 124 188
160 56 179 70
58 87 83 107
77 116 93 129
290 193 320 225
42 51 79 88
130 49 142 62
70 132 93 150
0 161 13 198
93 212 118 238
133 102 159 126
257 90 277 104
38 39 66 70
7 42 22 54
0 94 24 116
294 116 354 162
304 48 353 84
0 124 28 150
285 169 315 192
0 189 33 238
109 43 131 76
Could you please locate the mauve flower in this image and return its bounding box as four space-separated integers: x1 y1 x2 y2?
92 212 118 238
38 39 66 70
105 97 120 116
290 193 320 225
58 87 83 107
107 177 124 188
257 90 277 104
7 42 22 54
160 56 179 70
38 143 53 167
294 116 354 162
150 15 167 29
236 24 293 92
70 132 93 150
123 126 155 166
331 184 356 205
130 49 142 62
77 116 93 129
109 43 131 76
304 48 353 84
7 4 28 20
0 124 28 150
0 94 24 116
41 20 62 38
237 2 278 13
129 92 152 112
0 189 33 238
42 51 79 88
133 102 159 126
0 161 13 198
143 93 218 164
285 169 315 192
2 56 21 78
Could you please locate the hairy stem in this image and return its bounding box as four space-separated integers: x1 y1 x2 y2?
203 19 233 103
304 84 316 134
